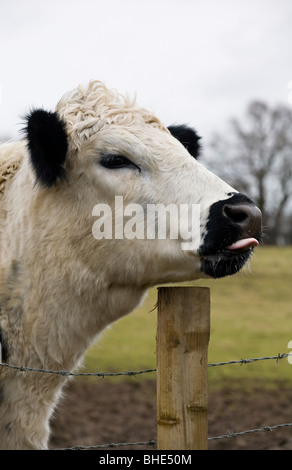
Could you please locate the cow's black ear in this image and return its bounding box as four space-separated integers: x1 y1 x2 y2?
168 124 201 159
25 109 68 187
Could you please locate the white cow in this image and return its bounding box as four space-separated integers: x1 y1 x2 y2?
0 81 261 449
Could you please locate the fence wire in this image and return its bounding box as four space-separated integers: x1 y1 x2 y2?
0 362 156 377
55 422 292 450
0 352 291 376
208 352 292 367
208 422 292 442
57 440 157 450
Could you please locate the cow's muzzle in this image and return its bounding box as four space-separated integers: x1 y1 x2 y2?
199 193 262 278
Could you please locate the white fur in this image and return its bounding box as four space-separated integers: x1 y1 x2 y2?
0 81 234 449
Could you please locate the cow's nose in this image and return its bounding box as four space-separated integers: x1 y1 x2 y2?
223 202 262 238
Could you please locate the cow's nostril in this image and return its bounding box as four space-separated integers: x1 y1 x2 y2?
223 202 262 239
223 204 250 224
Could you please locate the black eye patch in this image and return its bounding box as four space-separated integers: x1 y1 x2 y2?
100 154 141 172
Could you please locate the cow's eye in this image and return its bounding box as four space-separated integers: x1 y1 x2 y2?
100 154 140 172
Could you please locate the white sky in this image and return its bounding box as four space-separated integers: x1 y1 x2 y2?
1 0 292 147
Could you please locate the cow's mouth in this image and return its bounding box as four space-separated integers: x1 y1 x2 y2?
200 237 259 279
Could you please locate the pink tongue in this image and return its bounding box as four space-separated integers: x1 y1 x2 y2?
227 238 259 251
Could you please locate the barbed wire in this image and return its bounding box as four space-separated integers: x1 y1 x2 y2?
56 440 157 450
208 352 292 367
208 422 292 441
0 362 156 377
0 352 291 377
55 422 292 449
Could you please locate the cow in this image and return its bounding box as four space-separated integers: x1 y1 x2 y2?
0 81 262 449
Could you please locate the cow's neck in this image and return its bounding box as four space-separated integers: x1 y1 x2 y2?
0 262 145 449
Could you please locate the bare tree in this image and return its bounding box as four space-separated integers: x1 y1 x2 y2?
204 101 292 244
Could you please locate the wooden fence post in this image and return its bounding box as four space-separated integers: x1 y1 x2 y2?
156 286 210 450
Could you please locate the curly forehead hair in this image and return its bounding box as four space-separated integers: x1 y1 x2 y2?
55 81 166 151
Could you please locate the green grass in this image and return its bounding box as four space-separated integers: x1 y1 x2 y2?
84 246 292 388
85 289 158 374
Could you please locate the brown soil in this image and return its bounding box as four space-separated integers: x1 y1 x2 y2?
49 379 292 450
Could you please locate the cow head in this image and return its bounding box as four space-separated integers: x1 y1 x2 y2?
25 81 262 286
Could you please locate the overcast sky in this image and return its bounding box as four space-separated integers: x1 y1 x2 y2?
1 0 292 148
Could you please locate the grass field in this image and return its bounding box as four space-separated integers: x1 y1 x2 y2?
85 246 292 388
